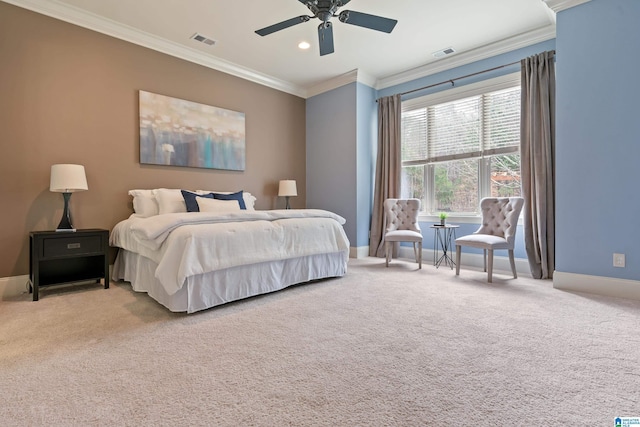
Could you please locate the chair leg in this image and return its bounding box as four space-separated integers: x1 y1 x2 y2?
487 250 494 283
483 249 487 272
418 241 422 269
455 245 461 276
385 242 390 267
509 249 517 278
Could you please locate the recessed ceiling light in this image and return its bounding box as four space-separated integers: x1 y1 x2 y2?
298 41 311 50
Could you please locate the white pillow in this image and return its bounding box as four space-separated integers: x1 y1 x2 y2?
197 190 257 210
128 188 254 215
196 197 242 213
153 189 186 214
243 193 257 210
128 189 158 217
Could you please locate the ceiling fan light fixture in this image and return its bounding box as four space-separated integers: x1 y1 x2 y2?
254 0 396 56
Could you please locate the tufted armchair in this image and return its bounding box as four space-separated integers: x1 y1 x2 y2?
383 198 423 269
455 197 524 282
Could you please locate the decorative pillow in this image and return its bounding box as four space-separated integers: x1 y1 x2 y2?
242 193 257 210
197 191 256 210
196 197 242 213
181 190 214 212
212 190 246 209
153 189 187 214
128 189 158 217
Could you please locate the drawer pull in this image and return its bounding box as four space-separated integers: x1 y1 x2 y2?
67 243 81 249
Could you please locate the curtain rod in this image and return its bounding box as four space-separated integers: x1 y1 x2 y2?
397 50 556 98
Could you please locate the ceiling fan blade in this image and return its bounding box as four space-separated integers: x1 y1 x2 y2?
318 22 334 56
255 15 310 36
338 10 397 33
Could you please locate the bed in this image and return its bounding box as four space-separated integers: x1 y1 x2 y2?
109 188 350 313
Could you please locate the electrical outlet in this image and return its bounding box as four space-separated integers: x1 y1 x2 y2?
613 253 625 268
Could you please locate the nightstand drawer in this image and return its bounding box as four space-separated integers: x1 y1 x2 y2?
42 235 103 258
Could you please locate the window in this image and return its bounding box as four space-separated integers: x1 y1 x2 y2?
401 73 522 215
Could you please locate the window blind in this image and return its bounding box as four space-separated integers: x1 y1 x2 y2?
401 108 427 163
483 87 521 155
402 86 520 164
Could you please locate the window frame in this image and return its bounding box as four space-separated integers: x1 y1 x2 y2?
401 72 522 222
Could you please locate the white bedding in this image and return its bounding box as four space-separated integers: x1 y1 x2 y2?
110 209 350 298
113 250 347 313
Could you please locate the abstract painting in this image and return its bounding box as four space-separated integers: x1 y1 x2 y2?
139 91 245 171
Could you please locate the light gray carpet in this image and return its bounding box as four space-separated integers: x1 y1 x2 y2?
1 257 639 426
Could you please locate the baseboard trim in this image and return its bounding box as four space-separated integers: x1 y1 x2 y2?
1 266 115 300
0 275 30 299
350 246 370 259
553 271 640 301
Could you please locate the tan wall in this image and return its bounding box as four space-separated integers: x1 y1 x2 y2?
0 3 306 277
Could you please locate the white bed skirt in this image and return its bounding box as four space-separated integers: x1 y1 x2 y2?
113 249 348 313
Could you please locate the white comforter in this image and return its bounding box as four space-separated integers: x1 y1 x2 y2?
110 209 350 296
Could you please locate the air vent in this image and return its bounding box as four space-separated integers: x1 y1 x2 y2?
191 33 216 46
432 47 456 58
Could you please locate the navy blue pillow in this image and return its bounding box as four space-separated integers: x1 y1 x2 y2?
181 190 214 212
212 190 246 210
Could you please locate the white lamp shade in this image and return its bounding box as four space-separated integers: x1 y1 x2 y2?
50 164 88 193
278 180 297 197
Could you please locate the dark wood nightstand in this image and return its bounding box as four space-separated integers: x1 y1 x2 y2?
29 229 109 301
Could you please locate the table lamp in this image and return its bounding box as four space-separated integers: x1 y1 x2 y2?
50 164 88 232
278 180 297 209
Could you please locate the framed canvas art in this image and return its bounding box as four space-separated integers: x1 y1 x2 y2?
139 91 245 171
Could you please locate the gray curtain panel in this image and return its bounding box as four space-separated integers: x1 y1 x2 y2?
520 51 556 279
369 94 402 258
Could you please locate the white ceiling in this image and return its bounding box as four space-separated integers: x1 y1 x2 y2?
6 0 562 97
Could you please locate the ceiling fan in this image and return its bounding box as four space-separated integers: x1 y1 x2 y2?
255 0 398 56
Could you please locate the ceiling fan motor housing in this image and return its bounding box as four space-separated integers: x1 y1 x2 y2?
317 11 333 23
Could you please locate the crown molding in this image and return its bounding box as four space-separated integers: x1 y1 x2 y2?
375 24 556 91
542 0 591 12
305 69 376 98
356 70 377 89
306 70 358 98
1 0 307 98
3 0 562 99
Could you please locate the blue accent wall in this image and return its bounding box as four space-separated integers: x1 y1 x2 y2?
306 83 358 244
306 81 378 249
555 0 640 280
356 83 377 247
305 0 640 285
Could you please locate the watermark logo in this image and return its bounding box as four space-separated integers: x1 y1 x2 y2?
615 417 640 427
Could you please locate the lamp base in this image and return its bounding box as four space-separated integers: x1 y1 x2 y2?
285 196 291 209
56 192 77 232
